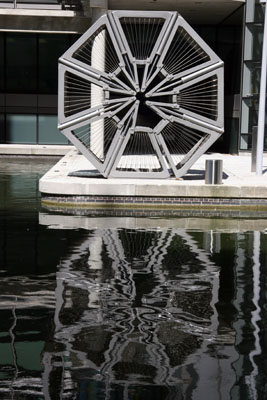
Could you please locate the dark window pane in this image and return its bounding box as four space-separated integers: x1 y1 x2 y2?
38 34 70 94
6 114 37 143
197 27 216 51
0 114 4 143
38 115 68 144
0 33 4 92
6 34 37 93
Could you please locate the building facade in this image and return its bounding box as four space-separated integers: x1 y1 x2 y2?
0 0 265 154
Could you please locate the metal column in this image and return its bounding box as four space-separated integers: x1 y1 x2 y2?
256 0 267 175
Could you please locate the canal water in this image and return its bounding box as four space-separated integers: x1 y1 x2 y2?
0 158 267 400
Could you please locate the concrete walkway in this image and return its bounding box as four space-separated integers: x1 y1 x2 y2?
39 149 267 211
0 144 73 156
40 149 266 189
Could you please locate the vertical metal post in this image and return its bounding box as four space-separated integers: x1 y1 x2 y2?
205 159 223 184
214 160 223 184
251 125 258 172
205 160 213 184
256 0 267 175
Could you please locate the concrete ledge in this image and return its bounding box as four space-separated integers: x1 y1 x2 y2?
0 144 74 156
39 149 267 210
0 9 78 17
0 12 90 34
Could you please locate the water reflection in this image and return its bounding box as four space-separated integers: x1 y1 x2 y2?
47 225 221 399
1 160 267 399
37 216 267 399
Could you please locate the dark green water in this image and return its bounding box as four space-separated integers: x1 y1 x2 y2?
0 158 267 400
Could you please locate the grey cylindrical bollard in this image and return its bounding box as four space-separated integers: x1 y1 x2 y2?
214 159 223 184
205 159 223 184
205 160 214 184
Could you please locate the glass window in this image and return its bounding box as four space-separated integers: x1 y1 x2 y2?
38 115 68 144
38 34 70 94
197 27 216 51
240 134 250 150
254 1 265 23
0 114 4 143
6 114 36 143
6 34 37 93
0 33 4 92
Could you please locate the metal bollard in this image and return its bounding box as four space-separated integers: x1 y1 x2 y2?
214 159 223 184
205 160 213 184
205 159 223 184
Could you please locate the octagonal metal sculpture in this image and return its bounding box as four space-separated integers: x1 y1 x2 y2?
58 11 224 178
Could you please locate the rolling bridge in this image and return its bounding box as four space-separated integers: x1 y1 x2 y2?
58 11 224 179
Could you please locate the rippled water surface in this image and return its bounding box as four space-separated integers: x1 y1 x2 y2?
1 158 267 400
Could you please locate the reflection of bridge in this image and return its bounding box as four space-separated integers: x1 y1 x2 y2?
2 214 265 399
38 218 235 399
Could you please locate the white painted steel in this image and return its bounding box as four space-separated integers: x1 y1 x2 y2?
91 30 105 160
58 11 224 179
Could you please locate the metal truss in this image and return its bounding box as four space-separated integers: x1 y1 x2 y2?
58 11 224 179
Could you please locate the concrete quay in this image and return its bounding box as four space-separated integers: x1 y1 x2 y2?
39 149 267 211
0 144 73 156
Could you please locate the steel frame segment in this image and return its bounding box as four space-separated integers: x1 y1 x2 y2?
149 103 223 135
59 95 136 128
147 103 173 121
58 63 108 128
59 14 131 91
59 57 132 94
105 102 140 177
108 126 170 179
108 11 138 90
148 61 224 99
145 15 222 94
142 56 159 93
177 67 224 129
104 102 140 177
108 10 175 93
143 12 178 91
147 67 224 130
116 100 139 130
147 61 224 96
156 118 221 179
58 63 136 131
62 122 120 177
145 74 174 99
108 87 135 96
59 95 137 174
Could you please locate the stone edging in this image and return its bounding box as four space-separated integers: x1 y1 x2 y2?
41 194 267 210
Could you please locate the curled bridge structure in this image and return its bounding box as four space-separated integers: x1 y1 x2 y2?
58 11 224 179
